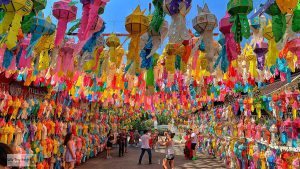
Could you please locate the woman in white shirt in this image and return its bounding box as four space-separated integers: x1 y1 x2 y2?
159 132 175 169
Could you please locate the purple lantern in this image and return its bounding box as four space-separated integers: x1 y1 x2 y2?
254 41 268 70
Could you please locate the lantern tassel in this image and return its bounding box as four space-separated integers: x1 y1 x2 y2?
55 19 68 46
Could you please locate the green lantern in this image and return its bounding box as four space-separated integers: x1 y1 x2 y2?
227 0 253 43
265 2 286 42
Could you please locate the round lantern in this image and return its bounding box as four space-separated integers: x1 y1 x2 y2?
227 0 253 43
106 34 120 47
192 4 217 34
52 0 77 46
125 6 149 35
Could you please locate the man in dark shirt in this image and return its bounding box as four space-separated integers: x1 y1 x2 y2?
118 129 127 157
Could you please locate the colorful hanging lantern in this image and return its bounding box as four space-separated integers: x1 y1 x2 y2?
219 12 240 62
148 20 168 58
0 0 33 49
150 0 165 33
227 0 253 43
52 0 77 46
263 20 278 68
214 35 229 73
193 4 217 72
21 0 47 34
83 0 109 39
35 33 55 71
106 34 124 67
55 38 76 76
78 0 91 40
163 0 191 43
265 2 286 43
125 6 149 75
26 13 56 58
243 44 257 78
164 43 176 74
253 41 268 70
276 0 298 14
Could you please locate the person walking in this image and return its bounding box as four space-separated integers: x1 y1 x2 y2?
138 130 152 165
106 130 114 159
134 130 140 147
159 132 175 169
64 133 76 169
117 129 126 157
129 130 135 146
191 129 198 160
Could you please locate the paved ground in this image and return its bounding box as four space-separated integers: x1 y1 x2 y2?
77 144 225 169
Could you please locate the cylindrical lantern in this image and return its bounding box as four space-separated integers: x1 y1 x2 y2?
52 0 77 46
227 0 253 43
253 41 268 70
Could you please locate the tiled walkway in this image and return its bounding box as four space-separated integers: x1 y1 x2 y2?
77 144 225 169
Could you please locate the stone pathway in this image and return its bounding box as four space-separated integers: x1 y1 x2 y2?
77 144 225 169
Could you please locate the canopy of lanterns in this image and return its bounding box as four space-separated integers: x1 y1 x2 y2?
0 0 300 115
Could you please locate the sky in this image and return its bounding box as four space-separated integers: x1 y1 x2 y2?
44 0 266 53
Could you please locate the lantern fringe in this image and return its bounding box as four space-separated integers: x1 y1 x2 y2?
82 23 106 53
150 0 165 32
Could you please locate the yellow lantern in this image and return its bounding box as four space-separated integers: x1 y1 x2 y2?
106 34 124 67
243 44 257 78
164 43 176 74
264 20 279 67
125 6 149 75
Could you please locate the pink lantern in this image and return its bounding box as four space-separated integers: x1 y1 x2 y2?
55 38 76 75
219 12 240 62
52 0 77 46
18 35 32 69
75 15 103 54
83 0 109 39
288 37 300 66
78 0 91 40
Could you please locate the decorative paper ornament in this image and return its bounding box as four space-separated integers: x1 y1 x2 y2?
276 0 298 14
0 0 33 49
78 0 91 40
150 0 166 33
55 38 76 76
243 44 257 78
250 15 267 47
52 0 77 46
35 33 55 71
214 35 229 73
263 20 278 68
125 6 149 75
147 20 168 58
26 13 56 58
163 0 191 43
18 35 31 68
253 41 268 70
292 1 300 32
265 2 286 43
219 12 240 62
192 4 217 72
21 0 47 34
83 0 109 39
227 0 253 43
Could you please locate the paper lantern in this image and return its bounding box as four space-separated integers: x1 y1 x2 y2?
265 2 286 43
55 38 76 76
253 41 268 70
83 0 109 39
147 20 168 58
52 0 77 46
0 0 33 49
150 0 165 33
276 0 298 14
26 12 56 58
21 0 47 34
163 0 191 43
243 44 257 78
227 0 253 43
125 6 149 75
78 0 91 40
192 4 217 34
106 34 123 66
219 12 239 62
164 43 176 73
264 20 279 68
193 4 217 72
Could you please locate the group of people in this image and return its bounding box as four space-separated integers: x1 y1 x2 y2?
138 130 175 169
184 129 198 161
